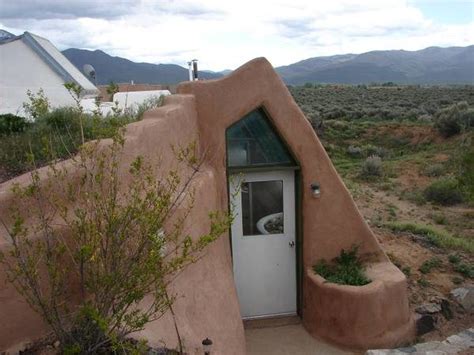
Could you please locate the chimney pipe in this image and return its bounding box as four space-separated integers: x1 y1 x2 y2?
187 61 193 81
192 59 198 81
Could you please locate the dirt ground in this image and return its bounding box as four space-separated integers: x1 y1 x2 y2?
352 177 473 343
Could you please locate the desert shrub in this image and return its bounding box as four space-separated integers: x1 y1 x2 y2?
431 212 447 225
401 189 427 205
423 163 445 177
434 101 473 137
0 135 231 353
347 145 363 157
313 245 371 286
424 178 463 205
456 138 474 203
417 114 433 123
448 254 461 264
453 263 474 278
360 155 383 178
0 114 29 135
325 119 348 130
419 257 442 274
363 144 388 158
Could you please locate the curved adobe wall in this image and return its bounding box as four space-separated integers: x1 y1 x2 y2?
0 95 245 354
178 58 414 349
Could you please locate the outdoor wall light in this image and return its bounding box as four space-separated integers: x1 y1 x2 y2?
202 337 213 355
310 183 321 198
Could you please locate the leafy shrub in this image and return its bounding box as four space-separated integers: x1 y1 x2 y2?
448 254 461 264
0 135 231 353
424 178 463 205
419 257 442 274
453 263 474 278
313 245 371 286
360 155 383 178
0 114 29 135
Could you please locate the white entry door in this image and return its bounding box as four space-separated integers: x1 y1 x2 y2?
230 170 296 319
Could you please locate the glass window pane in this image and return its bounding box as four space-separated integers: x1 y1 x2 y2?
226 108 295 167
241 180 284 236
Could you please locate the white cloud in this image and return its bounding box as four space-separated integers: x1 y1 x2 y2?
0 0 472 70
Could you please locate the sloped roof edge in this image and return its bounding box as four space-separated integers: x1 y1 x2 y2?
1 31 97 95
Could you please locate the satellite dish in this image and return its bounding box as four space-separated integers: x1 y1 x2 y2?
83 64 96 81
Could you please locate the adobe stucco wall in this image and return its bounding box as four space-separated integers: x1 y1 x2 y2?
0 57 413 353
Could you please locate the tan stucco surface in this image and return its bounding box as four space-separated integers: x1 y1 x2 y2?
0 58 414 353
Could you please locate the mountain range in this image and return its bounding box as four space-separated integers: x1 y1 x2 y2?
62 48 222 85
62 45 474 86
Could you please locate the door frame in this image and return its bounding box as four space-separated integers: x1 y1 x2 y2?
226 165 303 319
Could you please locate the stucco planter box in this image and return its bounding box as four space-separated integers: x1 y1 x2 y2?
303 262 415 350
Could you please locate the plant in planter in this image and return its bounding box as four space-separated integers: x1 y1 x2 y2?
313 245 371 286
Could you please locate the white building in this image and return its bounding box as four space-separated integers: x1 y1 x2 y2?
0 30 98 115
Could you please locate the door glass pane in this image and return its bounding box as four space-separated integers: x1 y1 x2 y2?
241 180 284 236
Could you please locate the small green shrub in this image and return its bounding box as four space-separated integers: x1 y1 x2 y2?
418 278 430 287
347 145 363 157
401 189 427 205
423 163 445 177
402 266 411 277
448 254 461 264
431 212 447 225
424 178 463 205
453 263 474 278
419 257 442 274
360 155 383 179
434 101 473 137
0 114 29 135
313 246 371 286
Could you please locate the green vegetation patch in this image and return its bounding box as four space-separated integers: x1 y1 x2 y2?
385 222 474 254
313 246 371 286
424 177 464 206
419 257 442 274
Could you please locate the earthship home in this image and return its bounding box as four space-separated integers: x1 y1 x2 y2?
0 58 415 354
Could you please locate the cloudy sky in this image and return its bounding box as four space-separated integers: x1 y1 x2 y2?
0 0 473 71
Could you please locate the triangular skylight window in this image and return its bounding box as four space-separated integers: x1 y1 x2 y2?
226 108 295 168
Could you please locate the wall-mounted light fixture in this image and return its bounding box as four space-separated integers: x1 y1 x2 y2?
202 337 213 355
310 183 321 198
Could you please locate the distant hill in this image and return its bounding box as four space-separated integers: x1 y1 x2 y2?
62 45 474 86
276 46 474 85
62 48 222 85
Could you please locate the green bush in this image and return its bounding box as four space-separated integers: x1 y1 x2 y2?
424 178 463 205
423 163 445 177
0 114 29 135
0 136 231 353
434 101 473 137
313 245 371 286
419 257 442 274
360 155 383 179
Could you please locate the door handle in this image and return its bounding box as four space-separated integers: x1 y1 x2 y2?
289 241 295 248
